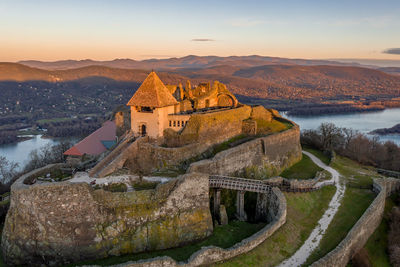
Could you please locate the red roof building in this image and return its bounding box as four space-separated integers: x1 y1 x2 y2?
64 121 117 156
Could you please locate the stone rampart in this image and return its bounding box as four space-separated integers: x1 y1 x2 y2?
89 187 286 267
164 105 252 147
311 178 400 267
1 171 213 266
188 123 302 176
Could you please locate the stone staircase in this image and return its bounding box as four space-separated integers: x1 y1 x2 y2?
89 133 138 178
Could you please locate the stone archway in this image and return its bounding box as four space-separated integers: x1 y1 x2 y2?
217 94 235 107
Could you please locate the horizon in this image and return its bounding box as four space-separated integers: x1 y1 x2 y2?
1 0 400 62
5 55 400 68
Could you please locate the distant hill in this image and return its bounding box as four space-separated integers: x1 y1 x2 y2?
0 63 186 83
379 67 400 76
18 55 370 70
370 124 400 135
1 62 400 100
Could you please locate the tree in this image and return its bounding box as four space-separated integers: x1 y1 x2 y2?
0 156 19 184
318 123 343 151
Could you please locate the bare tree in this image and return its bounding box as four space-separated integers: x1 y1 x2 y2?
0 156 19 184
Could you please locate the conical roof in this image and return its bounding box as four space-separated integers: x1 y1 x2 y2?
127 72 178 107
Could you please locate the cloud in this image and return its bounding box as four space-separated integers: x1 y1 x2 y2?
383 48 400 55
191 38 215 42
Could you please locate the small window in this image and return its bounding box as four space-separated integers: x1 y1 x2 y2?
173 121 176 127
182 121 184 126
139 106 153 113
169 120 171 127
178 121 180 127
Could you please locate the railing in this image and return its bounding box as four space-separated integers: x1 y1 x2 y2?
209 175 334 193
209 175 272 193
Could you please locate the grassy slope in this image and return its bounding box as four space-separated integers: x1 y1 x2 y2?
304 156 381 265
280 154 323 180
302 146 331 165
215 186 336 267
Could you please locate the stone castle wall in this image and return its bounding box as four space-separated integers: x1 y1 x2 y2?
1 172 213 266
88 187 286 267
311 178 400 267
164 105 252 147
188 123 302 176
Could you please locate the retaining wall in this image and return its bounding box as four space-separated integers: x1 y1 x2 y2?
311 178 400 267
90 187 287 267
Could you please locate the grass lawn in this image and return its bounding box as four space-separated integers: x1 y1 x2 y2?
280 154 323 180
303 156 380 265
66 221 266 266
362 194 397 267
214 186 336 267
302 146 331 165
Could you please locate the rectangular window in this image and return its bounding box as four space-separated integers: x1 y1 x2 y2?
182 121 184 126
173 121 176 127
139 106 153 113
177 121 180 127
169 120 171 127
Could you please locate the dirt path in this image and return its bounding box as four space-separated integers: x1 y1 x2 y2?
278 151 346 267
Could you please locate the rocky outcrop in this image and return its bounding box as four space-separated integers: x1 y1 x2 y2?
2 172 213 266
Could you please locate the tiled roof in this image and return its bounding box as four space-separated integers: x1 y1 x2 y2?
127 71 178 107
64 121 116 156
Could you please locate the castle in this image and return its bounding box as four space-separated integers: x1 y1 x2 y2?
1 72 303 266
127 71 239 140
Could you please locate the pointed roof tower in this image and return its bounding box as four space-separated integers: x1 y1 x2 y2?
127 71 178 107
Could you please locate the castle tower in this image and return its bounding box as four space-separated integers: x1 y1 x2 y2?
127 71 178 139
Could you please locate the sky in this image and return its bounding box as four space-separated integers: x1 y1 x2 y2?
1 0 400 62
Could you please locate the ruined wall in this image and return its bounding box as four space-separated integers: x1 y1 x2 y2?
188 123 302 176
311 178 400 267
2 172 213 266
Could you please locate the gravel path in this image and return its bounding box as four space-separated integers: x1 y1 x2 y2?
278 151 346 267
69 172 172 188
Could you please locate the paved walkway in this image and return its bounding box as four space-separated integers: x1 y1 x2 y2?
278 151 346 267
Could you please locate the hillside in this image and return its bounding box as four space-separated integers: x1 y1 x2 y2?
1 63 400 118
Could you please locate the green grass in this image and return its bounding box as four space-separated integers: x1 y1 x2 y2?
304 156 378 265
302 146 331 165
132 180 159 191
99 183 128 192
280 154 323 180
362 194 397 267
215 186 336 267
66 221 265 266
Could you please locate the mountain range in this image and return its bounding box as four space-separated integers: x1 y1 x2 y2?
18 55 376 71
1 60 400 100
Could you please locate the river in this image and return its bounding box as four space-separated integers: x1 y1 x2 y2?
1 108 399 168
284 107 400 145
0 135 76 169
